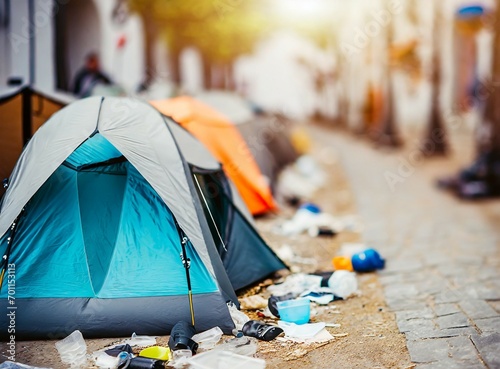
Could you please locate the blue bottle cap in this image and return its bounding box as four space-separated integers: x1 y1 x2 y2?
300 203 321 214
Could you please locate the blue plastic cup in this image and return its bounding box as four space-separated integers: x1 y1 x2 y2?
277 298 310 325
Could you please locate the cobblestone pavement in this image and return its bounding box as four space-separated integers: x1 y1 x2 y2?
314 128 500 368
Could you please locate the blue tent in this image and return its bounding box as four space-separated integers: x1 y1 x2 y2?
0 96 285 340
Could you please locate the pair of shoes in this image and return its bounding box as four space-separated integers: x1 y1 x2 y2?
242 320 284 341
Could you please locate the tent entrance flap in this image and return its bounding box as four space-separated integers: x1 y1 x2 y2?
192 170 232 256
191 169 287 291
0 161 219 299
77 166 127 294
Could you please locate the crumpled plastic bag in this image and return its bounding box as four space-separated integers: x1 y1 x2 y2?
267 273 323 297
239 295 268 310
192 326 223 350
124 332 156 347
227 302 250 331
92 351 119 369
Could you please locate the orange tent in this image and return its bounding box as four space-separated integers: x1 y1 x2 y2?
150 97 276 215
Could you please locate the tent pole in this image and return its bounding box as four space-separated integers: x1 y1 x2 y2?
180 235 196 327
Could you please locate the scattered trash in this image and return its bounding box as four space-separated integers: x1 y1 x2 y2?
278 321 325 339
278 203 322 236
192 327 224 350
227 302 250 331
172 349 193 361
278 167 322 201
213 336 258 356
170 349 193 368
242 320 284 341
124 332 157 347
307 226 337 237
168 321 199 355
333 247 385 273
54 330 87 368
127 356 164 369
92 350 119 369
332 256 354 271
139 346 171 361
351 248 385 272
187 350 266 369
328 271 358 299
104 344 133 357
277 155 326 201
239 294 269 310
274 204 362 237
277 298 311 325
268 293 294 317
300 290 336 305
267 273 323 297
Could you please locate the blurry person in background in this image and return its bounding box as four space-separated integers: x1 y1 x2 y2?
73 53 112 97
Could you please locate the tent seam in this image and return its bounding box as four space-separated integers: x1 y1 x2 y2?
75 170 96 297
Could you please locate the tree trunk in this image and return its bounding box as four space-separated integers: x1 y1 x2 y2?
224 62 235 91
375 13 402 148
336 50 349 127
377 78 402 147
422 3 448 156
167 41 182 87
211 64 225 89
202 54 212 90
483 0 500 152
141 11 157 90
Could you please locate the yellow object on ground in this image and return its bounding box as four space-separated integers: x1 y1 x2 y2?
332 256 353 272
139 346 171 361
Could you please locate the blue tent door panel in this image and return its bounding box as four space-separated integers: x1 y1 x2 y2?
77 168 127 294
0 136 217 299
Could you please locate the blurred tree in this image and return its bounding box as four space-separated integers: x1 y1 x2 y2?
129 0 270 89
482 0 500 154
375 0 402 148
421 2 448 156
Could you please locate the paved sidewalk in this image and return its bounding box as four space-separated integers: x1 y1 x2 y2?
316 129 500 368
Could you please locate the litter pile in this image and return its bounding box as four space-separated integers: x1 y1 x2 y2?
0 96 391 369
1 233 386 369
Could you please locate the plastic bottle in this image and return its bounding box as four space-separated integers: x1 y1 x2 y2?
54 330 88 368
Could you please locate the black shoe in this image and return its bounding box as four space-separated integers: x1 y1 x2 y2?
168 321 199 354
242 320 284 341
